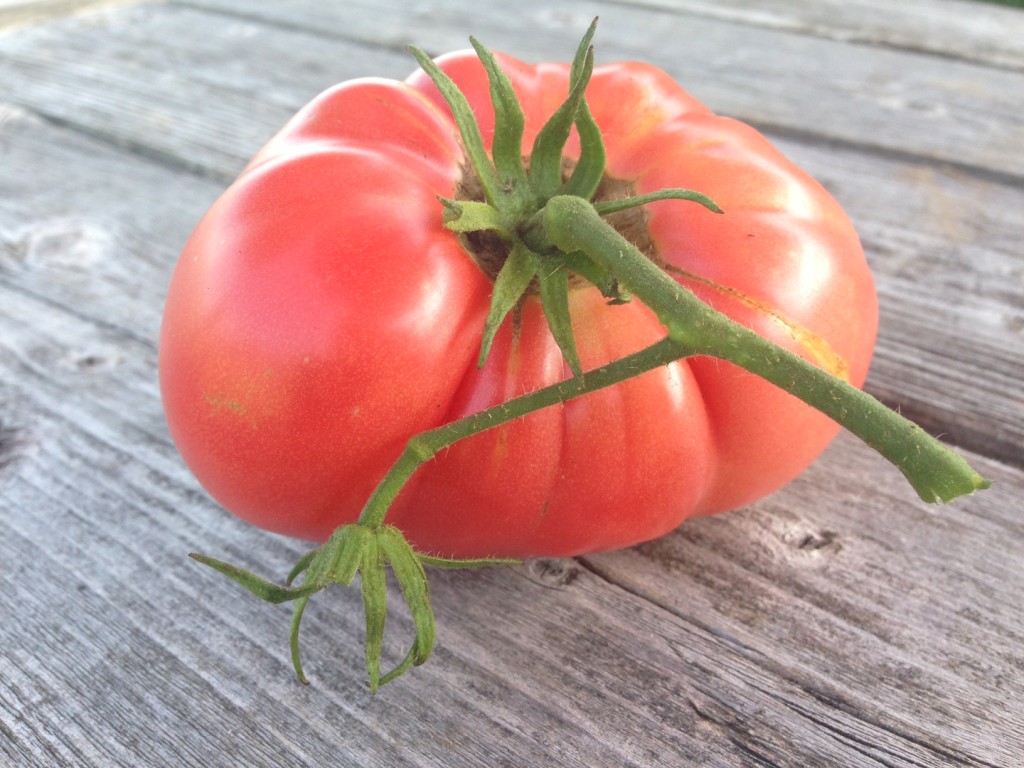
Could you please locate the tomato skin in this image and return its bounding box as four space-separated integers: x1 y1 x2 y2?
160 53 877 558
159 86 491 537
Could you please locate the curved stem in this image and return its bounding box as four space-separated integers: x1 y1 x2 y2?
195 29 989 692
537 195 989 502
358 195 989 525
357 336 690 529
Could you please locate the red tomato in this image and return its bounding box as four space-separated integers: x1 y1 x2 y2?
159 51 877 559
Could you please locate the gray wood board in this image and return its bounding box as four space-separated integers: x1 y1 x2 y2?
3 231 1021 763
1 1 1022 766
612 0 1024 71
168 0 1024 177
1 0 1023 178
0 0 137 30
3 250 1021 765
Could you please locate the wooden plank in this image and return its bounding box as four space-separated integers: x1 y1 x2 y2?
2 271 1020 765
168 0 1024 178
0 103 217 337
2 270 1021 765
2 2 1021 765
0 3 414 180
0 0 140 30
2 86 1021 768
2 0 1024 177
583 437 1024 767
613 0 1024 71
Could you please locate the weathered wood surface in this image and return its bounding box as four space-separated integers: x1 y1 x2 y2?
1 1 1021 766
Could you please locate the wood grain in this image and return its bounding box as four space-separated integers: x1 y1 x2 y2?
173 0 1024 177
614 0 1024 71
0 0 139 30
1 1 1021 766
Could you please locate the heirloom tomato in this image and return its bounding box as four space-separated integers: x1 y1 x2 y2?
159 49 877 559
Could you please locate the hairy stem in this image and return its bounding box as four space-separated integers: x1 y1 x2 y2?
357 337 689 529
538 195 989 502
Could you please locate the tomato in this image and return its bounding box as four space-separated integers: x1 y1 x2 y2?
159 50 877 559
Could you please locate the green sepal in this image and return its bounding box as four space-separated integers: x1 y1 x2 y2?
377 642 419 688
290 597 311 684
561 250 630 304
478 243 537 367
418 553 522 569
470 37 528 190
360 537 388 692
441 198 506 234
286 549 317 586
568 19 599 96
379 527 436 670
189 553 321 604
409 46 500 206
536 256 583 378
324 524 371 585
560 101 604 201
560 19 606 201
529 45 595 201
594 188 723 216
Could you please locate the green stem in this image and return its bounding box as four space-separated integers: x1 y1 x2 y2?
357 336 688 529
593 188 722 216
358 193 989 525
536 195 989 502
359 188 985 531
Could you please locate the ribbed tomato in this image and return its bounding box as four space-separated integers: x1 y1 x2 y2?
159 49 876 558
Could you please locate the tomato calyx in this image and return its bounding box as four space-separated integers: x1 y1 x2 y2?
451 158 642 286
191 524 516 691
414 21 720 377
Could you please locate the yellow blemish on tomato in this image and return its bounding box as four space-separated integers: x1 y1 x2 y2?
490 427 511 465
205 394 248 415
204 371 274 428
687 137 725 152
666 265 851 382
